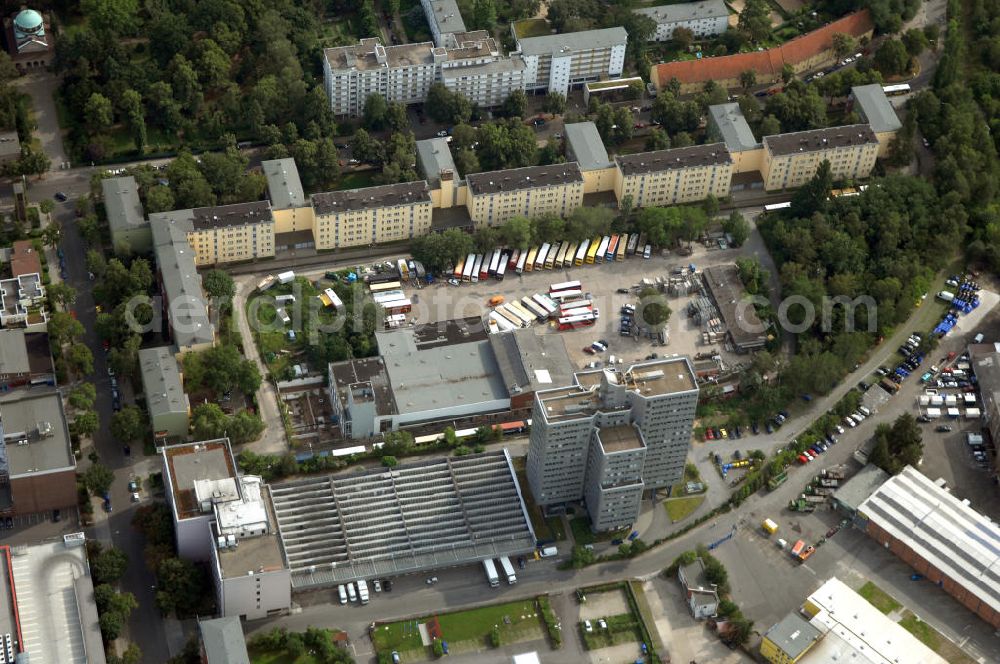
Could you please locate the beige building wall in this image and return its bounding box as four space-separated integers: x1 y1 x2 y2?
466 182 584 227
313 201 434 250
762 142 878 190
873 130 897 158
186 221 276 266
614 162 733 208
582 167 617 194
730 147 765 175
273 206 315 234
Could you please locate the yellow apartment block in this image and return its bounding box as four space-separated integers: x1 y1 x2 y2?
614 143 733 208
310 181 433 250
563 121 617 194
762 125 879 191
262 158 312 232
182 201 276 266
465 163 585 227
849 84 903 158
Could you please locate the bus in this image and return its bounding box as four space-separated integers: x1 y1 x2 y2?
557 313 596 330
535 243 551 270
595 236 610 263
471 254 484 283
516 250 529 273
463 253 476 281
496 252 509 280
372 290 405 303
551 242 566 269
882 83 910 96
478 255 490 281
520 297 548 321
549 280 582 294
488 250 501 277
508 301 537 325
508 249 520 270
532 293 558 317
549 289 583 301
763 201 791 212
503 303 535 327
524 246 538 272
369 281 402 293
574 239 589 265
488 311 516 333
452 259 465 281
495 306 525 329
397 259 409 282
586 237 601 263
561 306 594 318
606 234 620 261
559 299 591 313
626 233 639 256
498 420 528 435
562 241 577 268
382 298 412 315
615 236 628 262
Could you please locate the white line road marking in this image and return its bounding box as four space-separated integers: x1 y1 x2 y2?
801 564 817 575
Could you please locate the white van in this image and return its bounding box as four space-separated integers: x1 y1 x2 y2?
858 405 871 417
540 546 558 557
357 579 370 604
347 582 357 602
337 584 348 605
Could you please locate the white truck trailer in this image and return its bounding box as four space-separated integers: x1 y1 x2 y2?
483 559 500 587
499 556 517 585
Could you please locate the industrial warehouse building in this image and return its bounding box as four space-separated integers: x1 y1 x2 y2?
857 466 1000 629
269 449 536 589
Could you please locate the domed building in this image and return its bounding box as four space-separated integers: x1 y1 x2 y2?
4 7 54 72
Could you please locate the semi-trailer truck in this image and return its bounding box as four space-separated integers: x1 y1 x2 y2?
483 559 500 587
499 556 517 584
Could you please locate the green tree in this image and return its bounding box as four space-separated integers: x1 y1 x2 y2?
723 211 751 247
497 215 533 248
426 83 472 125
84 93 114 134
84 463 115 496
48 311 84 343
738 0 771 43
67 344 94 377
156 556 211 617
381 455 398 467
146 185 175 214
739 70 757 91
81 0 140 35
410 228 474 274
471 0 498 31
638 287 671 331
500 89 527 119
781 63 795 84
645 128 671 151
542 92 566 115
99 611 125 641
874 38 910 76
351 128 384 165
74 410 100 437
120 89 147 151
791 159 832 217
363 93 388 130
91 546 129 584
571 544 595 568
47 281 77 308
832 33 857 60
202 270 236 301
902 28 929 58
111 406 145 442
69 384 97 410
672 26 694 51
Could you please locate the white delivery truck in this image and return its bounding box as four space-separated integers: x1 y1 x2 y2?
925 408 942 419
483 559 500 587
540 546 558 558
278 270 296 284
499 556 517 585
337 584 348 604
937 290 955 302
357 579 370 604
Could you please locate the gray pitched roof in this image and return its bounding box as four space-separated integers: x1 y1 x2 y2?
199 617 250 664
851 84 903 134
564 122 613 171
139 346 189 418
708 103 761 152
636 0 729 24
261 158 306 209
150 211 216 350
416 137 459 185
101 176 147 236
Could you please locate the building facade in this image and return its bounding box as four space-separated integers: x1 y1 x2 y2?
184 202 276 265
311 181 433 249
526 358 699 531
3 8 54 72
761 125 879 190
465 163 585 227
515 27 628 96
614 144 733 208
323 35 521 116
636 1 730 42
677 558 720 619
849 83 903 157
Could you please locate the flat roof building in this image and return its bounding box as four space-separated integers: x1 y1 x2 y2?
857 466 1000 629
760 612 823 663
515 27 628 96
269 449 535 589
564 122 613 172
707 103 761 153
678 557 720 619
527 358 699 531
969 342 1000 469
139 346 190 442
636 1 729 42
701 265 768 352
849 83 903 158
3 535 107 664
421 0 467 47
488 328 575 410
151 213 216 354
0 329 54 389
102 176 150 254
0 130 20 164
0 389 76 516
831 463 889 517
8 240 40 278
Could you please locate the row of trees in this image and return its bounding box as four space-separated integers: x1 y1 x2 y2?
870 413 924 474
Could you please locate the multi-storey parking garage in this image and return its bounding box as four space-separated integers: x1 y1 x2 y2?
269 450 536 589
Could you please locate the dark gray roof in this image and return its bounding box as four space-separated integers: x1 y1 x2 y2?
708 103 760 152
199 617 250 664
1 389 75 476
416 138 459 185
851 84 903 134
466 163 583 195
615 143 731 176
0 328 29 374
517 27 628 56
329 356 397 417
425 0 467 36
150 212 216 350
702 265 767 351
312 181 431 215
101 176 146 236
191 201 272 231
764 124 878 156
636 0 729 23
261 158 306 209
564 122 613 171
139 346 189 419
270 450 536 588
763 612 822 659
489 328 575 395
833 463 890 513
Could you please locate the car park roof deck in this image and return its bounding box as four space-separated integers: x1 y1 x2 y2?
268 450 535 588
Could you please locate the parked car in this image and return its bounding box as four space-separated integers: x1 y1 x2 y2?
54 192 68 202
935 425 953 432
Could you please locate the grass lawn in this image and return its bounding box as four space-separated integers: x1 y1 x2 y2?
373 599 545 654
664 495 705 522
897 611 976 664
580 612 642 650
250 650 321 664
569 516 628 545
336 169 378 191
857 581 902 614
512 18 552 39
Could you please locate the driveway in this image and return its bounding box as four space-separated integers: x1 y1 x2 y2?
14 71 68 169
